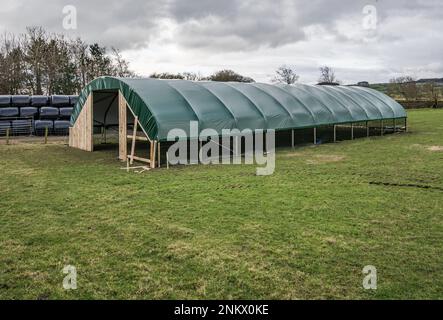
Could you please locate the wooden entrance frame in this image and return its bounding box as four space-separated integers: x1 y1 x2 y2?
69 90 158 169
118 91 157 169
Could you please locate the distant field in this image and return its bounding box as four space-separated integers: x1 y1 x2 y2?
370 82 443 107
0 109 442 299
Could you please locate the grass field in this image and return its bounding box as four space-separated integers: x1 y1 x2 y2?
0 109 442 299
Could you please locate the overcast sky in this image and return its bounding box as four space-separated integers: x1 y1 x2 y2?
1 0 442 84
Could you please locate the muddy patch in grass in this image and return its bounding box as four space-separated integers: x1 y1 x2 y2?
281 152 304 158
410 144 443 152
427 146 443 152
306 154 345 165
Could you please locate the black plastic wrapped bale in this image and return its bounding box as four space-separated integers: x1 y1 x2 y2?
50 95 70 106
0 95 11 107
39 107 59 119
20 107 39 118
0 107 19 118
0 120 11 135
34 120 54 135
11 95 31 107
54 120 70 135
59 107 73 119
12 119 32 135
31 95 49 107
69 95 79 106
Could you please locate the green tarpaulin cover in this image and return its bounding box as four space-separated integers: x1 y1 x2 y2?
71 77 407 141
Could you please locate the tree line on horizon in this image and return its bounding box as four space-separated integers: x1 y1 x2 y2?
0 27 134 95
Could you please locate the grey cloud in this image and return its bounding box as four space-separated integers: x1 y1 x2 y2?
0 0 167 49
0 0 442 83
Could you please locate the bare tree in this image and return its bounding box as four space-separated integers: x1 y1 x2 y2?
24 27 47 94
422 82 440 108
182 71 203 81
208 69 255 83
0 33 28 94
389 76 418 102
111 48 135 78
150 72 184 80
318 66 339 84
272 65 299 84
70 38 89 91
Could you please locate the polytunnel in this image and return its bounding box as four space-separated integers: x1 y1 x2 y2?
69 77 407 168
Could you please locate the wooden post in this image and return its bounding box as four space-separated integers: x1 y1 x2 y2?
118 92 127 161
381 120 384 136
157 142 161 168
129 116 138 165
44 126 48 144
166 151 170 169
151 141 157 169
6 128 10 145
366 121 370 137
313 127 317 145
149 141 153 165
351 123 354 140
291 129 295 148
333 125 337 142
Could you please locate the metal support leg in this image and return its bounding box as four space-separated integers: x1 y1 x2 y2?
333 125 337 142
313 127 317 145
381 120 384 136
351 123 354 140
291 129 295 148
366 121 369 137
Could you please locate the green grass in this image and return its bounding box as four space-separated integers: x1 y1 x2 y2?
0 109 442 300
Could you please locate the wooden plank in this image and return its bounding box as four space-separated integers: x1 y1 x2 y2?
69 93 93 152
85 93 93 151
127 135 149 141
128 155 151 164
151 141 157 169
118 92 127 161
130 116 138 165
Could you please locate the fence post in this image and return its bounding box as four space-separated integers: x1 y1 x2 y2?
44 127 48 144
313 127 317 145
6 128 10 145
